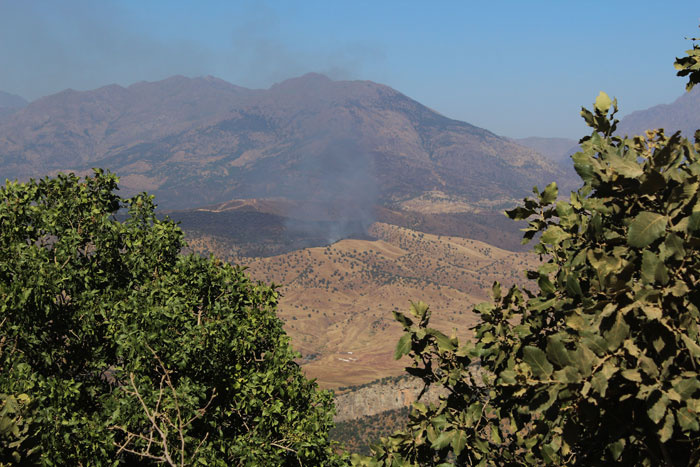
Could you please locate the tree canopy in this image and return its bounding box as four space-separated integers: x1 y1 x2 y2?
0 171 344 465
355 32 700 466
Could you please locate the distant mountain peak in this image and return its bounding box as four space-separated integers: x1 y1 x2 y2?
123 75 254 97
201 75 235 85
0 90 29 108
271 72 334 90
299 72 332 81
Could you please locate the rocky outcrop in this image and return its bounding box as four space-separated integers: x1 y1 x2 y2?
333 378 444 422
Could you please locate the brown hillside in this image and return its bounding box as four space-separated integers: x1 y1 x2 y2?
190 222 538 388
0 74 571 211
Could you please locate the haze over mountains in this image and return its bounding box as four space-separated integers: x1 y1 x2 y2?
2 74 697 252
2 73 697 399
0 91 27 108
515 86 700 165
0 74 569 212
617 85 700 137
0 90 28 121
4 74 694 216
514 136 578 165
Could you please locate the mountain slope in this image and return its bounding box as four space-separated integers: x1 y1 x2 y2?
514 136 578 164
617 86 700 137
206 222 538 387
0 90 27 109
174 196 530 256
0 74 571 210
0 90 28 122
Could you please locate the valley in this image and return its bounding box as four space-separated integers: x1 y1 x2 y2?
185 221 539 388
4 4 698 463
4 69 694 455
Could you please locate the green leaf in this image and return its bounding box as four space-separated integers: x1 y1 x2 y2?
566 314 586 331
554 366 580 384
608 439 625 460
673 378 700 398
431 430 454 450
540 182 558 204
606 152 643 178
640 305 663 321
677 407 700 432
641 250 669 285
546 336 571 368
662 232 685 260
604 314 630 351
492 282 501 301
621 369 642 382
523 346 553 378
451 430 467 456
392 311 414 328
628 212 667 248
660 412 675 443
395 333 412 360
572 151 595 183
580 107 596 128
427 329 456 353
591 372 609 396
490 426 502 444
505 206 535 220
500 370 517 385
648 392 669 424
638 355 660 378
595 91 612 114
538 275 556 295
527 386 559 414
689 212 700 232
572 344 596 377
681 334 700 359
540 225 568 245
669 280 690 297
409 301 430 319
565 275 583 297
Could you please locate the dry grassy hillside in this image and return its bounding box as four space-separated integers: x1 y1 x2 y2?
188 222 538 388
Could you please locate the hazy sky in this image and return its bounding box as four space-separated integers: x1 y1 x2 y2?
1 0 698 138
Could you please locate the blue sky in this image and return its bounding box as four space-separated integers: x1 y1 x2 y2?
1 1 698 138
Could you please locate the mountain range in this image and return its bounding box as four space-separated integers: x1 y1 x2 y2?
2 72 697 413
2 74 696 254
0 74 570 212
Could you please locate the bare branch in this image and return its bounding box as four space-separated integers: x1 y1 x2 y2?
270 441 302 467
110 345 216 466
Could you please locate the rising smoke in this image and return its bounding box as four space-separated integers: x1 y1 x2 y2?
0 1 384 101
284 136 378 245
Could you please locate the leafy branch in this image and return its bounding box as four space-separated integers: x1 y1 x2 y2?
111 345 217 466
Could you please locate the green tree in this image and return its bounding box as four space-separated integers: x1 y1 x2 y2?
0 170 345 465
355 35 700 466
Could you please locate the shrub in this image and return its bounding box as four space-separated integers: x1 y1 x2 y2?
0 170 344 465
356 32 700 466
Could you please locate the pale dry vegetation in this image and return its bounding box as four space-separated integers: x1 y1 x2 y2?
187 222 538 388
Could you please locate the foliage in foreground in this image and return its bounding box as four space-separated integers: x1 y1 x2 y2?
355 37 700 466
0 171 344 465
